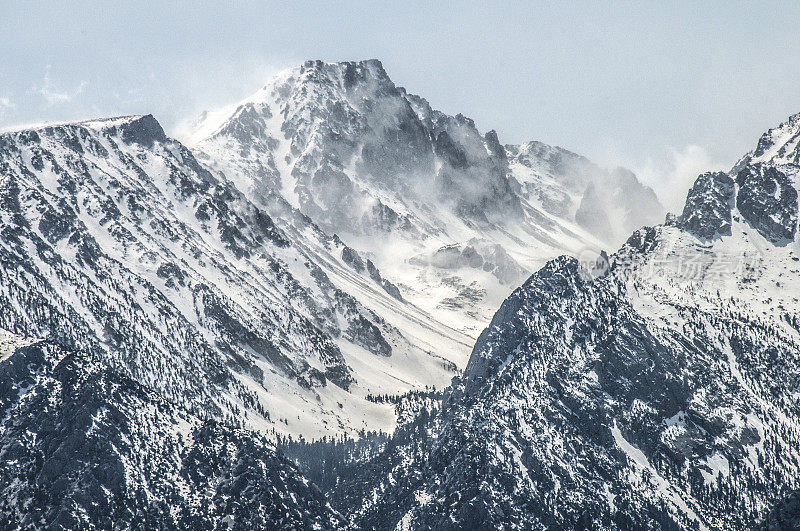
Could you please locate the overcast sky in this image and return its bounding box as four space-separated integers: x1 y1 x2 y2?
2 1 799 210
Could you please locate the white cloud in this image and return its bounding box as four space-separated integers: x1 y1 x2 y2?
656 145 727 213
33 65 87 106
615 145 728 214
0 97 14 119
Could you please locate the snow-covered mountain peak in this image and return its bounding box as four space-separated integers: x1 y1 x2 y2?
672 112 799 247
747 111 800 167
269 58 394 97
507 140 594 181
190 59 399 147
507 139 665 243
188 60 666 340
335 112 800 530
290 58 394 93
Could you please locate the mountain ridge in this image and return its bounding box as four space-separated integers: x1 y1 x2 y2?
0 111 469 441
2 59 799 529
292 108 800 530
191 58 666 339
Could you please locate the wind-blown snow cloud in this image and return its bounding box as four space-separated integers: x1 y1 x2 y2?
0 97 14 119
629 145 727 214
33 65 87 106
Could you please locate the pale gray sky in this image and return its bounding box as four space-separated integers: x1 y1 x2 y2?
3 1 799 210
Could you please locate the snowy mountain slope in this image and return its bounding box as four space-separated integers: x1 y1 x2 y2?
0 115 464 439
0 331 342 529
506 141 665 245
189 59 664 338
314 112 800 529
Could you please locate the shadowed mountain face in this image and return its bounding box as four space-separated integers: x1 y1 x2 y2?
0 336 342 530
759 490 800 530
736 165 798 243
0 114 467 441
733 111 800 243
676 171 735 239
305 112 800 530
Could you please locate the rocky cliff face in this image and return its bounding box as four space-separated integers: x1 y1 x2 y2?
317 112 800 530
192 59 665 339
733 111 800 243
0 114 463 440
675 171 735 239
0 332 342 529
735 165 798 243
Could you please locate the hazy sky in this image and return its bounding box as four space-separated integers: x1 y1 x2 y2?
3 1 799 210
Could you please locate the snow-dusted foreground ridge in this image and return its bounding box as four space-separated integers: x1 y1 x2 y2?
313 111 800 529
0 333 342 528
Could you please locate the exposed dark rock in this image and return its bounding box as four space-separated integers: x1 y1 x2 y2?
434 131 469 170
117 115 168 148
677 171 735 239
0 341 342 530
341 245 366 273
366 259 403 301
759 491 800 530
736 165 798 243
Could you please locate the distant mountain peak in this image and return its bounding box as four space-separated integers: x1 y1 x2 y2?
675 171 735 240
674 112 800 245
750 110 800 164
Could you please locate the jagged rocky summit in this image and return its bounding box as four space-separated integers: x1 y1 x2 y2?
191 59 665 338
